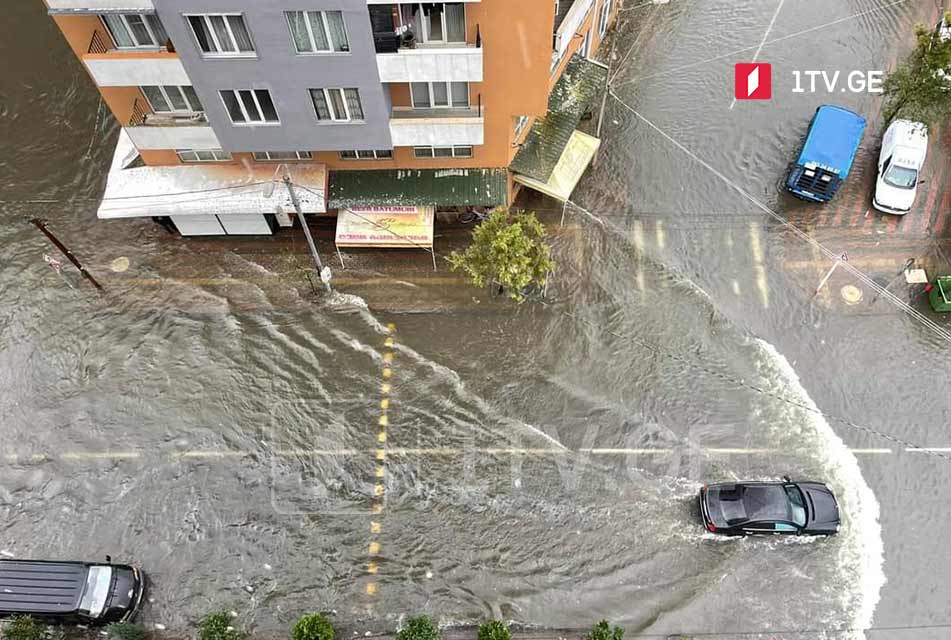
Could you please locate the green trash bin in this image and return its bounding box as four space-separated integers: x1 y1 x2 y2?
928 276 951 312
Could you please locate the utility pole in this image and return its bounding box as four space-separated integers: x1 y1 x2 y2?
283 176 332 294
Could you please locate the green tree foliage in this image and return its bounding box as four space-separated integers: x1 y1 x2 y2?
197 612 245 640
394 616 440 640
1 616 44 640
883 13 951 125
583 620 624 640
292 614 334 640
106 623 147 640
476 620 510 640
448 209 555 302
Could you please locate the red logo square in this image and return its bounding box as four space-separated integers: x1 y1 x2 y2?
735 63 772 100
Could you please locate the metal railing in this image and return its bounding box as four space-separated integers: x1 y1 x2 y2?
128 98 148 127
87 30 109 54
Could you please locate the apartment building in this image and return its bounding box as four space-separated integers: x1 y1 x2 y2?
45 0 616 244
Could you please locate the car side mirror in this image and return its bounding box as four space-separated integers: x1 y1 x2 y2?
919 179 927 184
782 475 791 482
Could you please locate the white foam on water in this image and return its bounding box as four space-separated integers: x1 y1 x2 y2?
754 339 885 638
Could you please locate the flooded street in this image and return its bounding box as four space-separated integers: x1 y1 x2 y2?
3 1 951 639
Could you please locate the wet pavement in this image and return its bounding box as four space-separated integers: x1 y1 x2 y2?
3 1 951 639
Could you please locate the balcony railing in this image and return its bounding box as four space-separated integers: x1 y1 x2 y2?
86 28 174 55
373 20 481 54
128 98 207 128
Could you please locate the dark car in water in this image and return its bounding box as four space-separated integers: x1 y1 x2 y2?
699 480 840 536
0 560 145 624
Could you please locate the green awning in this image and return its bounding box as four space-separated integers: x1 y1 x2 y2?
510 55 609 182
329 169 508 209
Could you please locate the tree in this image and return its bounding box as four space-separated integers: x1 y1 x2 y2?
292 614 334 640
448 209 555 303
882 13 951 126
476 620 511 640
394 616 439 640
583 620 624 640
1 616 44 640
197 612 245 640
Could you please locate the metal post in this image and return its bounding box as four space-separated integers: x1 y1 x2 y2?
593 2 621 168
30 218 103 291
283 176 331 294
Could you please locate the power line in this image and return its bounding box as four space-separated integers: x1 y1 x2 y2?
293 185 947 461
605 91 951 346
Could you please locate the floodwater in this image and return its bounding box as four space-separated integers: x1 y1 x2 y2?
2 1 951 639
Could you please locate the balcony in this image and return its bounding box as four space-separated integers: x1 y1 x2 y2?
389 106 484 147
46 0 155 11
82 30 188 87
124 99 221 150
553 0 594 61
376 44 483 83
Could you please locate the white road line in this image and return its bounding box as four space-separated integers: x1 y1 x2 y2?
655 219 666 249
6 446 914 462
730 0 786 110
748 221 770 309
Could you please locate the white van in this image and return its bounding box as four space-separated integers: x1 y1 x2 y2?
873 120 928 215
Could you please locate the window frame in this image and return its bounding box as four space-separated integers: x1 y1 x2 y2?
340 149 394 160
141 85 203 114
252 151 313 161
514 115 530 139
176 149 233 163
185 13 256 56
598 0 613 37
101 13 166 49
410 82 469 109
285 10 349 54
310 88 364 123
401 3 466 45
413 145 472 158
219 89 279 125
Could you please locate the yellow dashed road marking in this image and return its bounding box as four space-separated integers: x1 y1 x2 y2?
370 521 382 534
368 541 380 555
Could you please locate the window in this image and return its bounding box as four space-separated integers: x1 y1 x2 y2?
514 115 530 139
414 146 472 158
141 86 203 113
219 89 279 124
410 82 468 108
177 149 233 162
253 151 312 161
579 30 590 58
399 3 465 44
340 150 393 160
286 10 349 53
310 88 364 122
102 14 168 48
187 14 254 55
598 0 613 37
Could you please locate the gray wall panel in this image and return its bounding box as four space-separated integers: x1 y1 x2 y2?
154 0 392 152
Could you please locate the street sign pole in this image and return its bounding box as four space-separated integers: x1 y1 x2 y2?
814 251 848 297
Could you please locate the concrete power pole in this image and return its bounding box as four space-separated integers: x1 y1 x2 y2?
283 175 332 294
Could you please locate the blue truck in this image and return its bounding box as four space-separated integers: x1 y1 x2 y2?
785 105 867 203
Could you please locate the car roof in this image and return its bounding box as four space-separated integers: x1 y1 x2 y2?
0 560 89 613
798 105 867 175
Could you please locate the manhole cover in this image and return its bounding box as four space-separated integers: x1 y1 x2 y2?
109 256 130 273
841 284 863 305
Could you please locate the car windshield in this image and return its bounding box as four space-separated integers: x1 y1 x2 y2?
784 485 807 527
884 164 918 189
78 566 112 618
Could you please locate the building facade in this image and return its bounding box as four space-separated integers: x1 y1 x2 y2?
45 0 618 238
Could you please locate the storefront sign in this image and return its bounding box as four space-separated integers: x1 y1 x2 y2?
335 206 435 248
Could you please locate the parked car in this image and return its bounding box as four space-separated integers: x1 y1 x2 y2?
699 480 840 536
785 105 866 203
873 119 928 215
0 559 145 624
